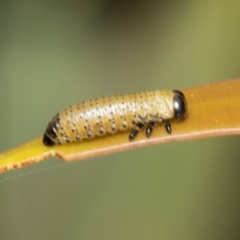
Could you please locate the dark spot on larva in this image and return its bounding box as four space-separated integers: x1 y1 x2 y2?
99 127 104 134
122 122 127 128
84 126 87 130
136 122 145 129
108 118 112 122
112 123 116 131
71 129 75 133
76 135 81 140
88 132 92 138
132 119 136 124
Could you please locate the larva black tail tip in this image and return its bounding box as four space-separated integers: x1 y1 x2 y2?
43 133 56 146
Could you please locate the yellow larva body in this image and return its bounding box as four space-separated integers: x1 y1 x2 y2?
43 90 187 146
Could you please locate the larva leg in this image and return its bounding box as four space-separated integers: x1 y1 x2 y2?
145 126 152 138
129 122 144 141
145 121 157 138
164 120 171 134
129 129 139 141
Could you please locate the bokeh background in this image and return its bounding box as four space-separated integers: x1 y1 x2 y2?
1 1 240 239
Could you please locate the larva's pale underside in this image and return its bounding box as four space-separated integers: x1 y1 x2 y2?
43 90 187 146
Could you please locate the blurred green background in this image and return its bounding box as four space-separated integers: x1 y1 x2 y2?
1 1 240 239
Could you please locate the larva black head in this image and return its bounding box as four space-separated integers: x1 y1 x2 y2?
43 114 60 146
172 90 188 120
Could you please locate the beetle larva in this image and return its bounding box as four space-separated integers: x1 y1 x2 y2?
43 90 187 146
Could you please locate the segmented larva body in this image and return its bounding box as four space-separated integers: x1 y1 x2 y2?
43 90 187 146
